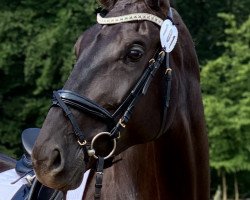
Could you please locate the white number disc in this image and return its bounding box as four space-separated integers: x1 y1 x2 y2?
160 19 178 53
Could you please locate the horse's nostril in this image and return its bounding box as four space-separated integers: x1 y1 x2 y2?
52 150 61 168
50 149 64 173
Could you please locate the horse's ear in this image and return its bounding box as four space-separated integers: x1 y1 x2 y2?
98 0 118 10
145 0 170 14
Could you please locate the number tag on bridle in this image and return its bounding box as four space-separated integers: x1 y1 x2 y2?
160 19 178 53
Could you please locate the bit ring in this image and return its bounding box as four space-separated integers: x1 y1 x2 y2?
89 132 116 160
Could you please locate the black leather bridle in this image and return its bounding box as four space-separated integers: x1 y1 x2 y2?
51 9 174 200
52 50 172 199
52 50 169 153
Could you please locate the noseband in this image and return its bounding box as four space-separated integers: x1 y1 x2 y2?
52 9 175 199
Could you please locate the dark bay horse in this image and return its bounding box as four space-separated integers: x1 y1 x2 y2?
1 0 209 199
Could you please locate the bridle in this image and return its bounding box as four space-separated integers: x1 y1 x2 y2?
52 8 175 200
53 49 167 151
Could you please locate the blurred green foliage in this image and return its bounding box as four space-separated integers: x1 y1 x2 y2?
201 13 250 198
0 0 97 156
202 13 250 171
175 0 250 63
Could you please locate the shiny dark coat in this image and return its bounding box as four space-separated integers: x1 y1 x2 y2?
1 0 209 199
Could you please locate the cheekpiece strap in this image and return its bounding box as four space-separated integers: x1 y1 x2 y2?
110 51 165 139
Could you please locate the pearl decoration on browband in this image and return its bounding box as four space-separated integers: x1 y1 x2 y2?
97 13 163 26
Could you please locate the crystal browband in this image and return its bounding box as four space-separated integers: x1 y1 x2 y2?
97 13 163 26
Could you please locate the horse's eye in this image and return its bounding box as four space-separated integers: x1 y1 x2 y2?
127 46 144 62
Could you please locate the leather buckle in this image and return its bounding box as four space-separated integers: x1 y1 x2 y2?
119 118 126 128
77 140 87 146
165 68 172 75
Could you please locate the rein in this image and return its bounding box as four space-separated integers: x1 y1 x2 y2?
52 8 175 200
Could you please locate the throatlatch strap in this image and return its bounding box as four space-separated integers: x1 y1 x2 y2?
158 54 172 136
157 8 174 137
94 157 105 200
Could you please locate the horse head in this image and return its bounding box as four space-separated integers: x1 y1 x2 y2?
32 0 208 195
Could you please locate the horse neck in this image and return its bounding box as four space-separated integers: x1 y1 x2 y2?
84 140 166 200
84 128 208 200
84 122 209 200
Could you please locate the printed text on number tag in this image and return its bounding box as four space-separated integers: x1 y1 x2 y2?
160 19 178 53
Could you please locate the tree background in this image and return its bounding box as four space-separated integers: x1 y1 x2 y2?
0 0 249 199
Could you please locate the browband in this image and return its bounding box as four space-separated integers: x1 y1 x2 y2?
97 13 163 26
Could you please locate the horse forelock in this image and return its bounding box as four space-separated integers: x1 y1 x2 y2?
106 0 154 17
